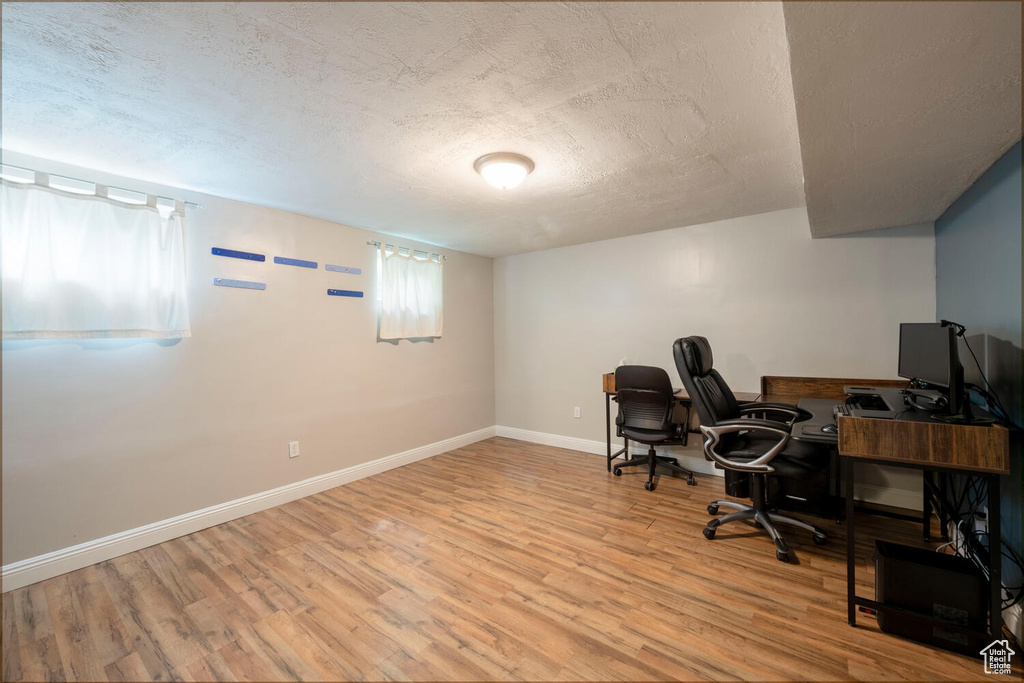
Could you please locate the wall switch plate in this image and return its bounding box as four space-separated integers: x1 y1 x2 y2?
288 441 300 458
573 407 581 418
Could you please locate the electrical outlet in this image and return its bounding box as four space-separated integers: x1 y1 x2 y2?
288 441 300 458
573 406 581 419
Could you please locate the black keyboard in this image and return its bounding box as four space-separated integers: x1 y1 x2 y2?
834 403 853 417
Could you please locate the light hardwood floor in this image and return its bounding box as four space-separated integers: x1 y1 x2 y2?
1 437 1011 681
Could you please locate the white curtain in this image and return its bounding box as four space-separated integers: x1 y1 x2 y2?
379 249 443 339
1 182 191 339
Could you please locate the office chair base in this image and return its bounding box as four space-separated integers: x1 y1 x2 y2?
704 502 827 561
706 499 750 516
612 448 695 490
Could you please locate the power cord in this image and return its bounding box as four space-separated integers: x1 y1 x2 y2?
941 319 1015 426
934 474 1024 609
913 324 1023 613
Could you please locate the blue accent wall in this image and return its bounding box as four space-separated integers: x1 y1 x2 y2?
935 140 1022 595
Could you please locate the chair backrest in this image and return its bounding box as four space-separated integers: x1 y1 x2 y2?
672 336 741 427
614 365 675 432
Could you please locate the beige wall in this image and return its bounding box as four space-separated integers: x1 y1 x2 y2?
1 161 940 565
1 153 495 564
494 208 937 504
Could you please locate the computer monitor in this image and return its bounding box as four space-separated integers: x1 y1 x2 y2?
898 322 964 416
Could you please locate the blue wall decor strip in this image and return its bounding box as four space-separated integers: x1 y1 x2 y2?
328 289 364 298
212 247 265 262
213 277 266 291
274 256 318 269
325 264 362 275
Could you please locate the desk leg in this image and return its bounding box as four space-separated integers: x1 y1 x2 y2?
836 455 845 524
939 473 949 541
923 471 932 541
989 473 1002 639
605 393 612 472
682 404 691 447
845 457 857 627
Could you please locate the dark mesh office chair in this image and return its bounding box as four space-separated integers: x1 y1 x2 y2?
672 337 828 562
613 365 696 491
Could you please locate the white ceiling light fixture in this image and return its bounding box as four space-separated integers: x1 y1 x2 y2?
473 152 535 190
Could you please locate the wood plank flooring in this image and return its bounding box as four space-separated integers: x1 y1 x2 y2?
1 437 1011 681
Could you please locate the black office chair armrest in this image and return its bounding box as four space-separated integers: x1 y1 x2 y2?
740 401 802 412
738 402 809 425
699 419 791 474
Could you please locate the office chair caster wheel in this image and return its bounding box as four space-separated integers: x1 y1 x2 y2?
703 527 716 540
707 504 719 515
813 533 827 546
776 550 789 563
613 468 622 476
644 481 656 491
686 475 696 486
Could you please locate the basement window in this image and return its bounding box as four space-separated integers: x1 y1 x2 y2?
376 244 444 339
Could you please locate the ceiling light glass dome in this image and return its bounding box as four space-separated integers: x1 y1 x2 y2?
473 153 535 190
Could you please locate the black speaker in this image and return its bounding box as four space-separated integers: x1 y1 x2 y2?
874 540 987 656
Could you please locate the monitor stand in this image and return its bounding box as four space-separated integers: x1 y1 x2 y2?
932 391 996 425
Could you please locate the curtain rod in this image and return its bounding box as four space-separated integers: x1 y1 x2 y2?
367 240 447 260
0 163 202 208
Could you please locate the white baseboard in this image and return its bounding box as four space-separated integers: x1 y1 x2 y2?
494 425 922 510
494 425 606 455
1 426 496 593
494 425 720 476
0 424 927 593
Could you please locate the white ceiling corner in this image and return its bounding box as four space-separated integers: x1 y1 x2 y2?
784 1 1022 237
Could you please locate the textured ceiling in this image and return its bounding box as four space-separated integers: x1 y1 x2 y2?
1 2 804 257
784 2 1022 238
4 3 1020 255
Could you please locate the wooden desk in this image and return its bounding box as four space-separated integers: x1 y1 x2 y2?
761 374 907 406
602 372 760 472
838 407 1011 642
838 415 1010 474
608 371 1012 644
762 376 1012 644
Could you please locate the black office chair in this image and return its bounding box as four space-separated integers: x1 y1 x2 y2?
672 337 828 562
612 365 696 491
